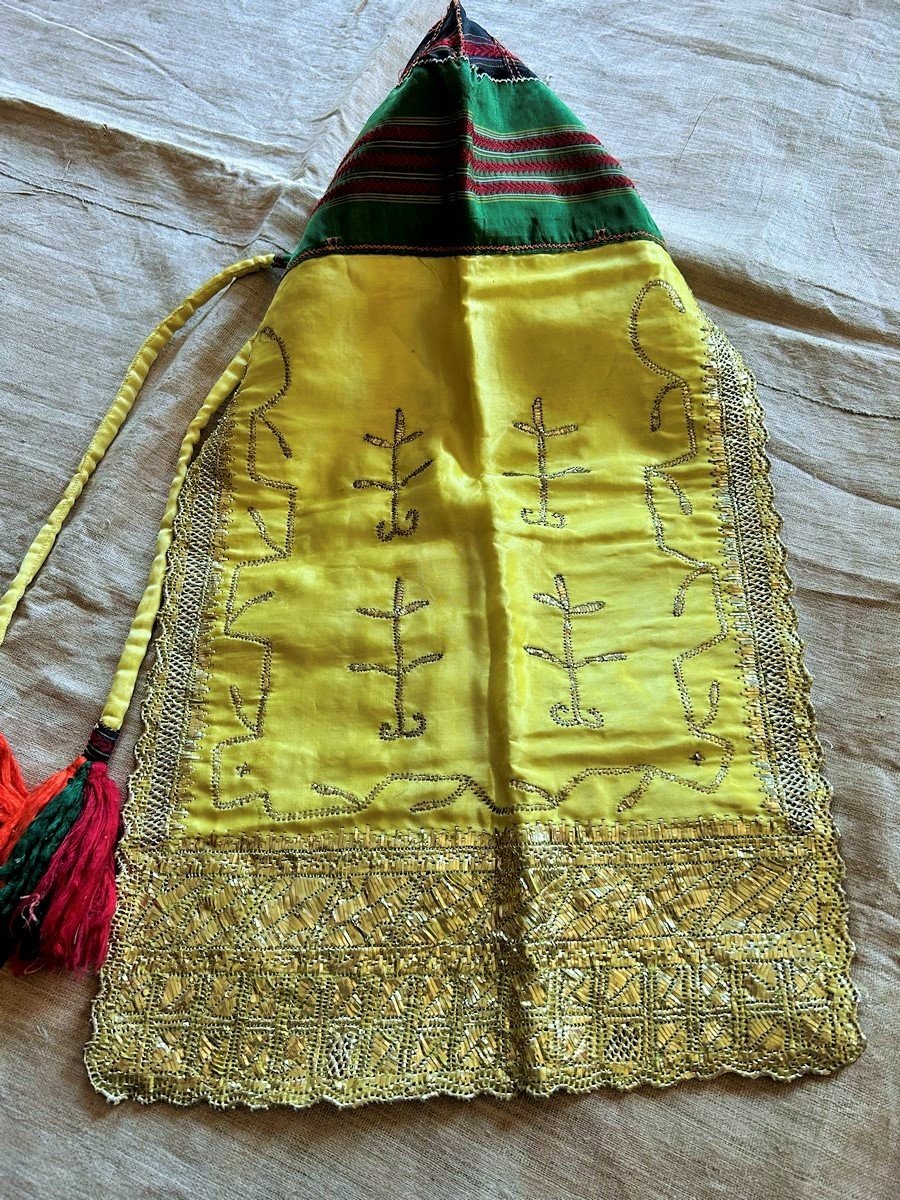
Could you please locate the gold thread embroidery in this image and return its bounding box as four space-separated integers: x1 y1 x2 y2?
699 318 816 832
96 302 865 1109
349 576 444 741
523 572 626 729
629 281 734 807
211 327 296 811
352 406 434 541
133 412 235 845
505 759 732 816
502 396 589 528
86 820 864 1108
308 772 491 817
292 751 735 819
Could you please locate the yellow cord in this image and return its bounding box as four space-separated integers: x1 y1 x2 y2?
0 253 277 729
100 336 254 728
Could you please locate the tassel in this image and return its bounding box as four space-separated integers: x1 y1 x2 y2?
0 732 27 833
0 732 27 802
0 764 89 967
0 722 123 973
0 755 85 865
11 762 124 974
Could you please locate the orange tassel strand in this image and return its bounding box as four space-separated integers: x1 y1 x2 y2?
0 739 84 865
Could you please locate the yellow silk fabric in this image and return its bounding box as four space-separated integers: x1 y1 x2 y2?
182 239 766 835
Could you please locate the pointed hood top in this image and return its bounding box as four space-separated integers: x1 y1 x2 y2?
401 1 537 82
288 3 661 267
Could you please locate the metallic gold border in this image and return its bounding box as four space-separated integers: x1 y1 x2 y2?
86 306 864 1107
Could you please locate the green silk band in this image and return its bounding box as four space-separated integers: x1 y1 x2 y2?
290 58 663 264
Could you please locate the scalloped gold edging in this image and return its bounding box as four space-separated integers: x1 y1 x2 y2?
84 817 863 1108
84 302 865 1109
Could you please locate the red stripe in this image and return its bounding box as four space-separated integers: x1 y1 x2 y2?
351 117 607 156
333 147 623 182
434 37 518 60
462 39 514 61
322 173 635 203
475 130 607 154
426 37 515 61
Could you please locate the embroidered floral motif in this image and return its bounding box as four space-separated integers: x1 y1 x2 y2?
523 572 626 729
349 576 444 740
352 407 434 541
502 396 589 528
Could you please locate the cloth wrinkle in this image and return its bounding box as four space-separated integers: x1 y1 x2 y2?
0 0 895 1194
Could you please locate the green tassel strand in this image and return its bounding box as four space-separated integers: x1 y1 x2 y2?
0 763 88 966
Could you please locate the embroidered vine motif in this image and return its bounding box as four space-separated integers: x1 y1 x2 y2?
130 303 827 845
307 771 492 819
502 396 589 528
212 327 296 811
348 576 444 740
352 407 434 541
302 760 732 820
627 279 734 809
524 573 626 729
503 760 732 815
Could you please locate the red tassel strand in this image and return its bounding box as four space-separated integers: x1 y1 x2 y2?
14 761 124 974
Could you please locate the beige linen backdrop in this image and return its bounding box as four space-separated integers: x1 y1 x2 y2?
0 2 897 1198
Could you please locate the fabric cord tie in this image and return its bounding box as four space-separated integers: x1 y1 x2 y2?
0 252 279 972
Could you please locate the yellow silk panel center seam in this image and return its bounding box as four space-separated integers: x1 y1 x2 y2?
181 241 768 835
